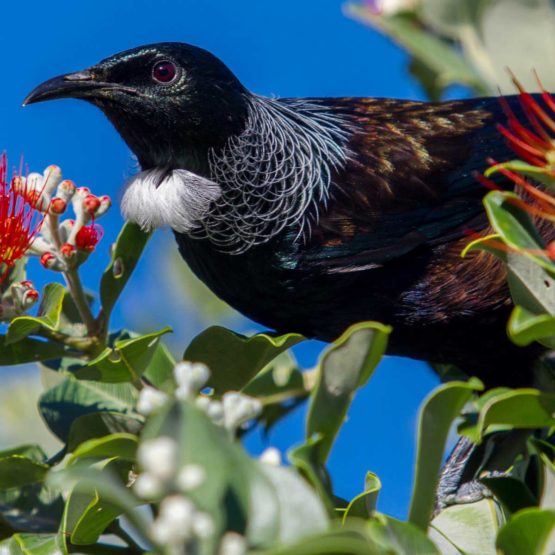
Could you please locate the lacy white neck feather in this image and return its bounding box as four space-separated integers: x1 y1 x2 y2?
121 95 350 254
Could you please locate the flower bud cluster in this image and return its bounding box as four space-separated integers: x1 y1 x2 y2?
22 165 111 271
137 361 263 434
0 280 39 321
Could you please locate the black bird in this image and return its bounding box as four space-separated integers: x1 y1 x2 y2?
23 42 553 388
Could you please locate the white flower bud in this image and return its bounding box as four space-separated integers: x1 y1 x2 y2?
176 464 206 492
195 396 211 410
42 165 63 195
206 400 225 426
136 386 169 415
259 447 281 466
219 532 247 555
151 495 195 544
137 437 177 481
133 472 164 499
192 512 215 538
370 0 419 15
222 392 262 433
174 361 211 399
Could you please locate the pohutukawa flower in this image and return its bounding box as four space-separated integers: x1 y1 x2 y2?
0 154 47 281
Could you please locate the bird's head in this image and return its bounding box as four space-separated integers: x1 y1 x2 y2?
23 42 250 170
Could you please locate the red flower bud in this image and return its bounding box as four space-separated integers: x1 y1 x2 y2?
76 224 103 252
547 241 555 261
83 194 101 216
50 197 67 214
20 280 34 289
40 252 56 269
24 289 39 301
60 243 76 258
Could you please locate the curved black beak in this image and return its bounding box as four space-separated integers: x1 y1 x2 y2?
23 69 135 107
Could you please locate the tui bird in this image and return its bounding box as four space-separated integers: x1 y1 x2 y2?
23 42 553 388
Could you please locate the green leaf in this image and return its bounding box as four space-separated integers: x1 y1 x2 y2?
408 379 483 530
485 160 555 191
184 326 304 395
0 336 67 366
508 306 555 349
0 446 47 464
48 464 147 546
99 222 151 320
483 190 555 277
39 378 139 443
0 457 49 489
75 327 172 383
66 411 143 453
306 322 391 464
496 508 555 555
430 498 502 555
6 284 66 345
480 476 537 514
0 533 66 555
143 341 177 393
343 472 381 522
0 484 63 534
68 433 138 463
367 514 440 555
62 459 130 546
346 6 489 95
461 389 555 443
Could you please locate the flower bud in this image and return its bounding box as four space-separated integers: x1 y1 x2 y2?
136 386 169 415
40 252 57 269
20 289 39 310
56 179 76 201
547 241 555 262
42 165 63 195
219 532 247 555
133 473 164 499
259 447 281 466
137 437 177 481
49 197 67 215
174 361 211 400
222 392 262 433
83 194 101 216
176 464 206 492
60 243 76 259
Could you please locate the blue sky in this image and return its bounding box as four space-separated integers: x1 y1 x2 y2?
1 0 442 518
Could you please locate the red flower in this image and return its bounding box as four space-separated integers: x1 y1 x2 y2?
75 224 103 252
0 154 46 281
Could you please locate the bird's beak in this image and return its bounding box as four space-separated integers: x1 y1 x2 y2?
23 69 124 106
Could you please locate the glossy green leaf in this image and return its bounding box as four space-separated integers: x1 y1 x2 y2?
430 498 501 555
0 336 67 366
367 514 440 555
307 322 391 464
99 222 151 320
496 508 555 555
343 472 381 522
39 378 139 443
483 190 555 276
68 433 138 463
75 327 172 383
184 326 304 395
0 533 66 555
508 306 555 349
143 341 177 393
0 445 47 464
408 379 483 530
66 411 143 453
461 389 555 443
6 284 65 345
0 457 49 489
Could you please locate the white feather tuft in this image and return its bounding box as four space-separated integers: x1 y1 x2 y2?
121 169 222 233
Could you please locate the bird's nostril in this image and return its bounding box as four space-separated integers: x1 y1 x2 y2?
63 71 94 82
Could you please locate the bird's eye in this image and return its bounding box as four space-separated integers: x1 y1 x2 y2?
152 60 177 84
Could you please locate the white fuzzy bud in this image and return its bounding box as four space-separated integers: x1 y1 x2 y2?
174 361 211 399
151 495 195 545
369 0 419 15
136 386 169 415
133 472 165 499
259 447 281 466
43 165 63 195
192 512 215 538
219 532 247 555
222 392 262 433
176 464 206 492
137 437 177 481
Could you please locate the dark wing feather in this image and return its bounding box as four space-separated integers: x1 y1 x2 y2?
301 95 520 270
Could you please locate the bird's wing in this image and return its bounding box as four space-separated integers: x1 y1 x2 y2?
300 95 520 271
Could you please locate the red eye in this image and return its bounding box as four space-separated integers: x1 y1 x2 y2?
152 60 177 84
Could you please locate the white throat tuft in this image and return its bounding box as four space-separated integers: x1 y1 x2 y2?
121 169 222 233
